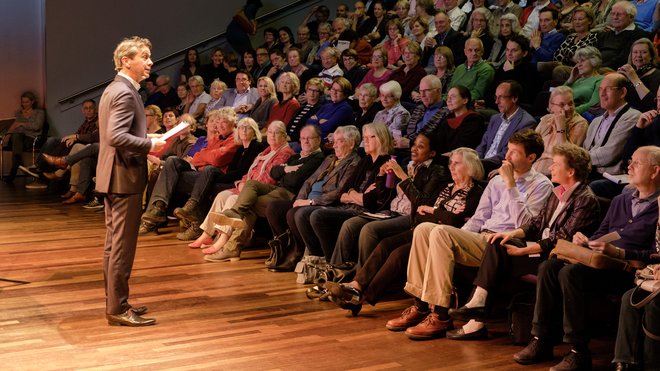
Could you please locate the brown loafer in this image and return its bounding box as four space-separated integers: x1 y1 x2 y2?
62 192 85 204
43 153 68 169
60 190 76 199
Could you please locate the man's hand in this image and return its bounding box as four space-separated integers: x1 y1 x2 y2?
498 160 515 188
293 199 312 208
150 138 166 152
572 231 589 247
637 110 658 129
62 134 77 147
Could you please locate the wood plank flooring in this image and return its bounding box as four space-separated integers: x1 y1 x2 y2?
0 178 617 370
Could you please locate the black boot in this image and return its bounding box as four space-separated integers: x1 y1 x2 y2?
142 200 167 225
269 245 303 272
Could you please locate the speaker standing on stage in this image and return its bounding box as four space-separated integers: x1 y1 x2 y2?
96 36 165 327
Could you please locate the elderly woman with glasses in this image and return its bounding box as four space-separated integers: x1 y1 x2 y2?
533 86 588 176
306 77 355 141
564 46 604 114
374 81 410 139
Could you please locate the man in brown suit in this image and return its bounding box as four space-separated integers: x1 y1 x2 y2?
96 36 165 326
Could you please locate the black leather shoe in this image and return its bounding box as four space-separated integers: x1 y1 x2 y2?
446 326 488 340
106 309 156 327
550 349 591 371
513 337 554 365
448 305 487 322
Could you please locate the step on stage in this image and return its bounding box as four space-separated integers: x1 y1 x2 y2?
0 178 615 370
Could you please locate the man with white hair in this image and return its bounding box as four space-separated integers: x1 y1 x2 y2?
596 0 650 69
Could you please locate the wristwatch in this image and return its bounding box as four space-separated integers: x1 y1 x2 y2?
309 200 314 205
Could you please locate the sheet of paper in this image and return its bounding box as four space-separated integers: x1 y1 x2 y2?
594 231 621 244
159 122 189 141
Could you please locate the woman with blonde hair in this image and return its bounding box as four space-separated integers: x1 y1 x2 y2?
249 76 277 130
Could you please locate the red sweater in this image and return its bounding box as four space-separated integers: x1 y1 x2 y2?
191 134 239 172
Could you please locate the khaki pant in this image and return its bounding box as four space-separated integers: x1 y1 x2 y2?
68 143 86 189
404 223 489 307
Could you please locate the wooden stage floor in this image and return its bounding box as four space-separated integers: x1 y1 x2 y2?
0 178 617 370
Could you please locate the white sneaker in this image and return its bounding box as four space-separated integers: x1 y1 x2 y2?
82 198 104 210
25 180 47 189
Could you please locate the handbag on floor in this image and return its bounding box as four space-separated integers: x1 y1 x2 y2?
550 239 644 272
630 264 660 341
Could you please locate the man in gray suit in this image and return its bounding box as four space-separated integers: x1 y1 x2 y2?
96 36 165 327
218 70 259 119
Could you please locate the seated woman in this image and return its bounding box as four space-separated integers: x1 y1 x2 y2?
296 123 394 263
241 49 258 79
421 46 455 98
355 46 393 92
204 80 228 116
552 7 597 68
2 91 45 184
281 47 315 91
306 77 355 141
179 48 200 84
446 143 600 340
190 121 294 260
353 84 383 131
564 46 604 115
533 86 588 176
409 16 433 67
250 76 278 131
462 8 495 59
340 49 368 92
268 72 301 127
265 125 362 271
381 18 411 70
433 86 485 160
373 81 410 139
182 117 266 243
391 41 427 103
619 38 660 112
175 82 191 117
327 147 484 315
286 78 325 146
329 132 450 268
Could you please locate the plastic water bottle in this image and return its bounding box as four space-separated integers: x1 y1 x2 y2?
385 155 397 189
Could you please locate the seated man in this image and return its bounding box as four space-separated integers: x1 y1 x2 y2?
596 1 650 70
529 7 566 64
318 47 344 89
218 70 260 119
22 99 98 182
584 73 640 198
591 82 659 199
398 75 450 150
476 81 537 174
514 145 660 371
139 107 240 233
449 38 495 103
387 129 553 340
146 75 180 111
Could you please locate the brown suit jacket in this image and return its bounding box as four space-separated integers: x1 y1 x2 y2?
96 75 152 195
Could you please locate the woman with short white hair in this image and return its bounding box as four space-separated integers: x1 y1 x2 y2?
373 81 410 139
